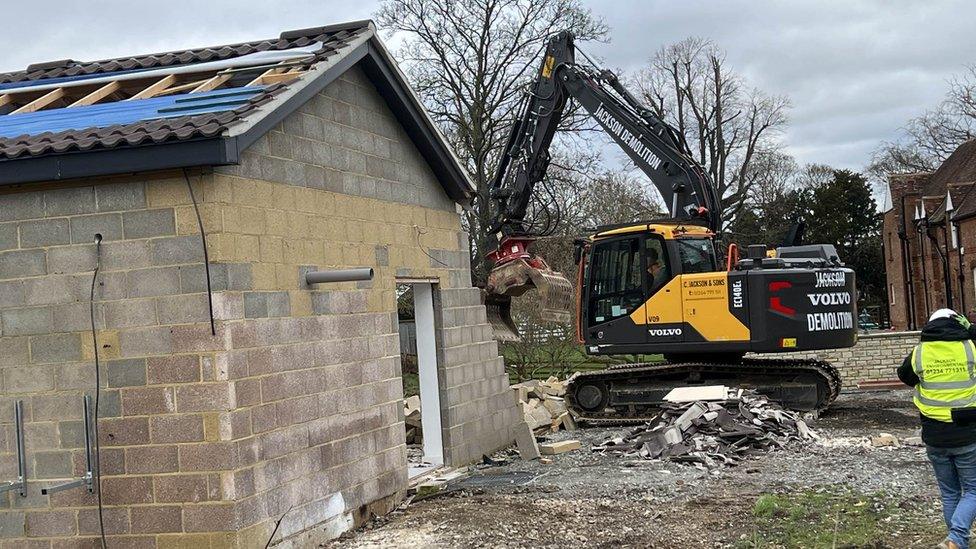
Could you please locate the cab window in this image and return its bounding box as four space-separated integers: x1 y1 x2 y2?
645 236 671 295
587 237 643 325
676 237 717 274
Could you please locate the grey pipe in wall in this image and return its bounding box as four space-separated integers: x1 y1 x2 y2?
305 268 374 285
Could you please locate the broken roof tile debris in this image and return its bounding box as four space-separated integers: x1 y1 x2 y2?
594 389 817 468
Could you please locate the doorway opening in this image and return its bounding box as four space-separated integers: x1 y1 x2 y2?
395 281 444 478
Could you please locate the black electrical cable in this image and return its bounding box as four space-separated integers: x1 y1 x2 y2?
264 504 296 548
415 225 450 268
183 169 217 336
89 233 107 549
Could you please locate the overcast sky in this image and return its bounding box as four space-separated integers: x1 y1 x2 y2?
3 0 974 174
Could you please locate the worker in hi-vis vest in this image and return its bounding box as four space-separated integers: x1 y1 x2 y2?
899 309 976 549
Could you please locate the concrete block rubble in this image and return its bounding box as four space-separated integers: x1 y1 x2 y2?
593 386 818 468
404 395 423 445
512 377 577 433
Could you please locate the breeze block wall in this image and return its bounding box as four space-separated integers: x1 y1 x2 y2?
207 63 518 546
0 176 236 547
0 64 518 547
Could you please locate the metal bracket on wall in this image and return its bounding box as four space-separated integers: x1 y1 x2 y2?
41 395 95 495
0 400 28 497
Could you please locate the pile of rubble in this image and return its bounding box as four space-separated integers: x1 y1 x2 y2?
594 387 817 468
404 395 423 445
512 377 577 434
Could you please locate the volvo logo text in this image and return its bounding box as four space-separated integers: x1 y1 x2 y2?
648 328 682 337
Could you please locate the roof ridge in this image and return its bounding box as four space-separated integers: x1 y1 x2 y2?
280 20 374 40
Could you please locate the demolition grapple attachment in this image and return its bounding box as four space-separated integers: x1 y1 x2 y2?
482 237 573 341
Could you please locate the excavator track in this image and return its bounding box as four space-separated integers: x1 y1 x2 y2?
565 358 841 425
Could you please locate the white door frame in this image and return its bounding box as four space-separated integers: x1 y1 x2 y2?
412 283 444 466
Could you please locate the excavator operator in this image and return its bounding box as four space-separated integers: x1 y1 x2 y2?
646 243 669 294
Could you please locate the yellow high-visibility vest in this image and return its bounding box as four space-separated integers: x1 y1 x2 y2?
912 339 976 422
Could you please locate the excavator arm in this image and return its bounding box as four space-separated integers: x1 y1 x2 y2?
484 30 721 340
489 31 720 240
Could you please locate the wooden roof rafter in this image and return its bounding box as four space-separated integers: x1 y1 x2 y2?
68 81 122 108
243 56 314 87
129 74 178 100
0 46 324 118
0 63 304 115
247 66 287 87
153 78 212 96
11 88 66 114
252 71 307 85
191 73 233 93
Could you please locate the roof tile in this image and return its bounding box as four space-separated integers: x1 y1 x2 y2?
0 25 369 161
923 139 976 197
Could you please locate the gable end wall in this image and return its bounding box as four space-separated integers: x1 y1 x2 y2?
211 63 517 545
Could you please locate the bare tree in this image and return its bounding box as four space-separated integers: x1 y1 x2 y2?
525 168 663 275
794 163 835 191
741 149 798 208
579 171 664 228
632 37 790 229
375 0 608 283
871 64 976 177
867 141 937 181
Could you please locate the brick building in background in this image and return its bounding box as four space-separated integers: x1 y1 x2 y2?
0 21 518 546
884 140 976 330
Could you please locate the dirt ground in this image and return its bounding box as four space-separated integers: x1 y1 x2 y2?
330 391 949 548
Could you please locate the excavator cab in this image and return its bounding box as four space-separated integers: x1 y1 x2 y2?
578 223 720 348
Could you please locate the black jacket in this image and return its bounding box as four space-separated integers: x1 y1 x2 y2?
898 317 976 447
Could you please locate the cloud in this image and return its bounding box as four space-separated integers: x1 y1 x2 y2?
0 1 375 74
579 0 976 169
2 0 972 173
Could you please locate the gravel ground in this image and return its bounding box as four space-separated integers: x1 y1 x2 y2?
329 391 947 548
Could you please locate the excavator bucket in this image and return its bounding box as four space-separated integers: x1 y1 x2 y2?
482 258 574 341
482 292 520 342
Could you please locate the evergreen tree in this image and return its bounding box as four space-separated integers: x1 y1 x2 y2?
805 170 884 309
729 187 809 249
731 167 884 310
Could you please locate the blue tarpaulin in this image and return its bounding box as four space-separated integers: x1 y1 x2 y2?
0 86 265 139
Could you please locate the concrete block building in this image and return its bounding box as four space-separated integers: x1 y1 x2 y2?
883 140 976 330
0 21 518 546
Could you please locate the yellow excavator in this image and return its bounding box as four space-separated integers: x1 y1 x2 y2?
483 31 857 421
